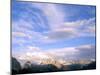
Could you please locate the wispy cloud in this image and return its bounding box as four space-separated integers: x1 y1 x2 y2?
12 1 96 63
12 1 96 43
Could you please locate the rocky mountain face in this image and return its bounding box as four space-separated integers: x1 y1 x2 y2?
12 57 21 74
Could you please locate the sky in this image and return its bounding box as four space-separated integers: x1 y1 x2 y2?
12 0 96 62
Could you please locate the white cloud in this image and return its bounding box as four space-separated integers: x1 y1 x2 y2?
63 17 95 32
76 44 96 59
40 17 95 41
27 46 40 51
12 32 28 37
12 44 95 66
31 3 65 30
12 2 96 44
12 2 96 65
77 44 94 49
46 17 96 40
47 47 79 58
45 28 77 40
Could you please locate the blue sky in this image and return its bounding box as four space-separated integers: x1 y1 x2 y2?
12 0 96 61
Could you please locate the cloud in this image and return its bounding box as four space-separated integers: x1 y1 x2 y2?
63 17 95 34
12 32 30 38
12 1 96 63
12 1 96 45
27 46 41 52
42 17 96 41
31 3 65 30
45 28 77 40
46 47 79 58
76 45 96 59
12 17 95 44
12 2 50 33
15 44 95 63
